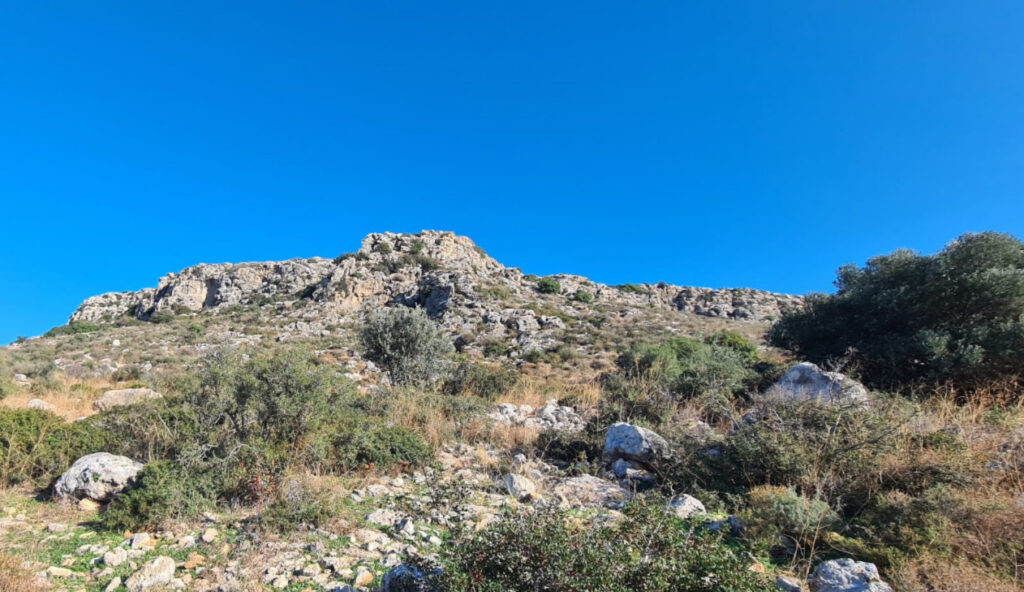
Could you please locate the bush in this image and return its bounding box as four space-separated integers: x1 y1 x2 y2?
0 359 15 400
43 321 101 338
102 460 219 531
536 277 561 294
440 500 774 592
573 289 594 303
328 418 434 470
768 232 1024 392
359 307 455 388
0 409 109 488
443 361 518 400
744 485 839 565
615 283 650 294
615 337 757 399
374 242 393 255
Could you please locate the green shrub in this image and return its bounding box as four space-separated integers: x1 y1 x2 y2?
102 460 219 531
43 321 101 338
535 429 604 466
374 242 393 255
409 239 425 255
615 337 757 400
328 419 433 470
687 400 903 507
768 232 1024 392
259 479 339 533
0 359 15 400
333 252 355 264
573 289 594 303
536 277 561 294
440 500 774 592
0 409 109 488
615 283 650 295
744 485 839 565
444 361 518 400
148 310 176 324
359 307 455 388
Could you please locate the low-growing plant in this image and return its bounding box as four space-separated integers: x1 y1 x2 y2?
536 277 561 295
440 500 775 591
573 289 594 303
444 361 519 400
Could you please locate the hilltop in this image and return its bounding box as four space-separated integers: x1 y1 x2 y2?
7 230 801 388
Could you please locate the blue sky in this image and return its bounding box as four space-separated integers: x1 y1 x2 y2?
2 2 1023 342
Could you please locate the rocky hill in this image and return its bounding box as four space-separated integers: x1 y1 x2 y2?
29 231 801 378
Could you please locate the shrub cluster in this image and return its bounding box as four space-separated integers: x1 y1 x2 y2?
360 307 455 388
536 277 561 294
769 232 1024 393
437 500 775 592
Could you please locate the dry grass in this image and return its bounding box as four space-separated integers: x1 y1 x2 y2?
500 376 602 416
0 552 46 592
894 558 1024 592
0 375 119 420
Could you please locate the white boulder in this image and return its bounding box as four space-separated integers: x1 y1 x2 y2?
808 559 892 592
53 453 144 502
766 363 869 405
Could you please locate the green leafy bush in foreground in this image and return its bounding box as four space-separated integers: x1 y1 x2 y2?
438 500 774 592
360 306 455 388
0 409 109 488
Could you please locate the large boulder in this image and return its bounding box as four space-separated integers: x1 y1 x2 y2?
808 559 892 592
53 453 144 502
93 387 163 412
766 363 869 405
603 422 669 464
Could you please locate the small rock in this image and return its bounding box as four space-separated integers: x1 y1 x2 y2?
28 399 55 412
104 547 128 567
808 558 893 592
47 523 68 532
667 494 706 520
105 576 123 592
354 567 374 588
200 528 218 543
125 556 176 591
47 566 74 578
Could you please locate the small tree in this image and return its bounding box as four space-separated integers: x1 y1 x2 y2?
536 277 561 294
359 307 454 388
769 232 1024 391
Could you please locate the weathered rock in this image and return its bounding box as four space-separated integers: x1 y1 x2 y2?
777 574 807 592
552 475 631 509
666 494 706 520
808 559 893 592
104 547 128 567
53 453 144 502
502 473 538 501
766 363 869 405
381 563 441 592
93 388 163 412
27 398 55 412
603 422 669 464
125 556 176 591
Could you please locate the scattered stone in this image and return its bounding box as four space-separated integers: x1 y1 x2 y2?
366 508 400 527
502 473 538 501
130 528 153 548
28 398 55 412
381 563 440 592
808 558 893 592
777 574 807 592
666 494 706 520
93 388 163 412
105 576 123 592
603 422 669 464
104 547 128 567
766 363 869 405
200 527 218 543
354 567 374 588
46 523 67 532
53 453 144 502
552 475 631 508
125 556 176 591
46 566 74 578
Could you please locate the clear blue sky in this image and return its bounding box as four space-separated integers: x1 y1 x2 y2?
2 2 1023 342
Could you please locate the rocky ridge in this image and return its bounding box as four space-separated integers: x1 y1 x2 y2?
68 231 802 354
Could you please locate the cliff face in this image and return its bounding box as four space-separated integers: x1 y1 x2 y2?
71 230 802 329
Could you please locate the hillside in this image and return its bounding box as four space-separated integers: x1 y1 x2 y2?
6 230 801 392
